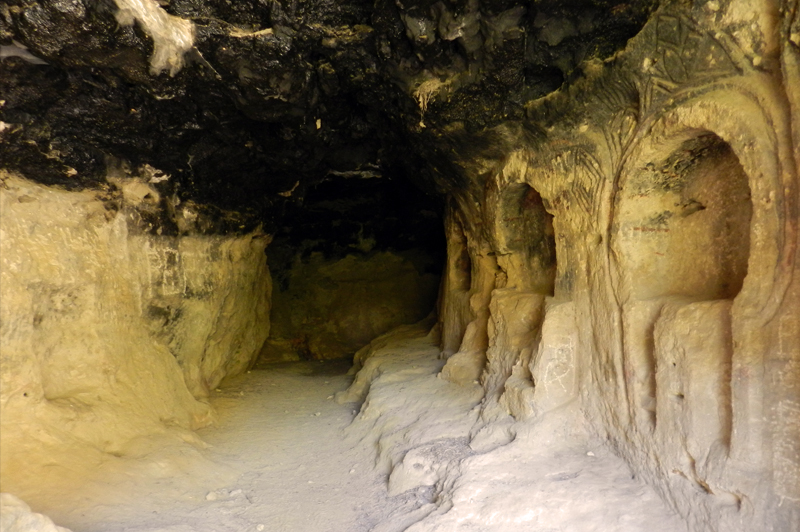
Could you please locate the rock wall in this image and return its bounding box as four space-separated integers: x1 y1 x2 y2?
436 1 800 530
0 172 271 496
262 251 439 361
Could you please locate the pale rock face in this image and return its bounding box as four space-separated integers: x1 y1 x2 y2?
482 289 546 401
0 494 71 532
113 0 194 76
0 173 271 497
134 232 272 398
529 300 578 416
654 301 734 484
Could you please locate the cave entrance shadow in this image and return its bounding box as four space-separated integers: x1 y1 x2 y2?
251 357 354 376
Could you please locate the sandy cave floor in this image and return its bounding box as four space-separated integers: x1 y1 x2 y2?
17 334 686 532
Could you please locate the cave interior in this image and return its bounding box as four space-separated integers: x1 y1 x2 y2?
0 0 799 531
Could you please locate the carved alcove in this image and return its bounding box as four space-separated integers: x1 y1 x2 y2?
488 180 578 417
616 132 751 302
613 125 755 490
438 197 503 385
492 182 557 295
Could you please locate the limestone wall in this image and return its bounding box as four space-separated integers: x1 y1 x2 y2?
0 173 271 496
437 1 799 530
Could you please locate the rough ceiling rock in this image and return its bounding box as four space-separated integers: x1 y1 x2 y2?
0 0 655 230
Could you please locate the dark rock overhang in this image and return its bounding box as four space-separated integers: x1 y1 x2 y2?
0 0 656 232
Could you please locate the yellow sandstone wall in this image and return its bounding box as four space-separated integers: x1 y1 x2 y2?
436 1 800 529
0 172 271 498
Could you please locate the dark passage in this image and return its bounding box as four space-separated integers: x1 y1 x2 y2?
261 173 447 362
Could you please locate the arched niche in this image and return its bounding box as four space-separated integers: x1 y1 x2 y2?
493 183 557 295
615 132 752 301
626 90 790 318
625 90 794 468
612 126 758 463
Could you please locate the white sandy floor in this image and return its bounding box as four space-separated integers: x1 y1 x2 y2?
11 330 686 532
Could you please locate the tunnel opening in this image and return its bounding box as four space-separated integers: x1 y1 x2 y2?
258 173 447 363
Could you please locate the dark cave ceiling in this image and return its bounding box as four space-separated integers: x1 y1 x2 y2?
0 0 656 236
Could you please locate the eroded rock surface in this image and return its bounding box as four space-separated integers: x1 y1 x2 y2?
0 172 270 498
433 1 800 530
0 0 798 531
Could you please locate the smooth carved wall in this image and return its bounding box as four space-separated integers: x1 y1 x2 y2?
438 1 799 530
